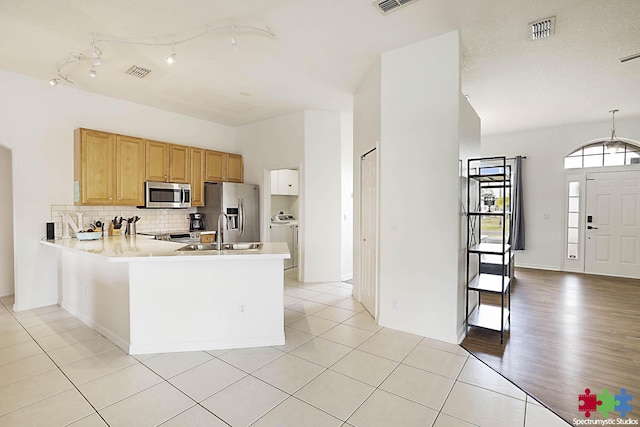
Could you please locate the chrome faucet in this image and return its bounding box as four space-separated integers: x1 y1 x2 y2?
216 213 229 250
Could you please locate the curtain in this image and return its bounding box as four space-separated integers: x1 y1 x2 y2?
511 156 525 250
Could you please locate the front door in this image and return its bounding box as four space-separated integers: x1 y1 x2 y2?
360 149 378 317
585 171 640 278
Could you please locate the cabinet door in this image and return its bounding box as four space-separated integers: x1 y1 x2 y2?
146 140 169 182
279 169 299 195
75 129 116 205
190 148 205 206
116 135 145 205
205 150 225 181
271 170 280 195
226 153 243 183
169 144 190 183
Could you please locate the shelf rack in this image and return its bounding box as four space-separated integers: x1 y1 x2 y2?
466 156 512 343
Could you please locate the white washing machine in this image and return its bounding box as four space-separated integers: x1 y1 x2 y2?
270 214 298 270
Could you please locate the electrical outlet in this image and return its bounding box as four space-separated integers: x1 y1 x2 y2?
543 213 551 220
84 287 89 297
238 304 245 313
392 299 397 310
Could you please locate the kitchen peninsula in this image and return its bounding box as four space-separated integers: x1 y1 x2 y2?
41 236 290 354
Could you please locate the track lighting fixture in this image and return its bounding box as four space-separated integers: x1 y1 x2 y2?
166 44 176 65
49 23 274 86
91 51 101 66
230 24 239 51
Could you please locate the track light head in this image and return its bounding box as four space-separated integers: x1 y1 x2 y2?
49 78 60 86
231 35 239 51
91 51 101 66
166 52 176 65
89 67 97 78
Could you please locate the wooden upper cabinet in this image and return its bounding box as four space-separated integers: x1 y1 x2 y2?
146 140 190 183
169 144 190 183
116 135 145 205
205 150 225 181
75 128 241 206
205 150 243 183
226 153 243 183
74 128 116 205
190 147 205 207
145 140 169 182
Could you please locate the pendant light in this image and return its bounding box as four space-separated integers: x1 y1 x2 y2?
603 109 622 155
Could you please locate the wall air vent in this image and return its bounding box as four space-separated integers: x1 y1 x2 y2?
125 65 152 78
373 0 419 15
529 16 556 40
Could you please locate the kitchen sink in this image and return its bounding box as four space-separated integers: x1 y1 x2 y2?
176 242 263 252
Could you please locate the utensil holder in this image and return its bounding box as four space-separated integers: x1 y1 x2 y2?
126 222 137 236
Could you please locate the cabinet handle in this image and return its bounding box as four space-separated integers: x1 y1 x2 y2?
118 197 121 200
109 197 113 201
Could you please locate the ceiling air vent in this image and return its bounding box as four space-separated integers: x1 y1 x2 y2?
125 65 152 78
529 16 556 40
373 0 419 15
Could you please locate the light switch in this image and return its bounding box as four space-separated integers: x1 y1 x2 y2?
543 214 551 220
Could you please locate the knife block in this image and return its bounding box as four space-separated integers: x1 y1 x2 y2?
108 223 124 236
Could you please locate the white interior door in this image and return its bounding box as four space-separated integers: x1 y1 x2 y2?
360 149 378 317
585 171 640 278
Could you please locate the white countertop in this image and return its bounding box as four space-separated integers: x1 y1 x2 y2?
40 235 291 263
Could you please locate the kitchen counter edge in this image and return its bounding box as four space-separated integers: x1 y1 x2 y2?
40 235 291 263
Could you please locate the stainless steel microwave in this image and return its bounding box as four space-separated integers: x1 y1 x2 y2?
143 182 191 208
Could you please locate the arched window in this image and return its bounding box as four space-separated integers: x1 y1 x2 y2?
564 139 640 169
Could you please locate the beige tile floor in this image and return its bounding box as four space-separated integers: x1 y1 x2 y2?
0 270 569 427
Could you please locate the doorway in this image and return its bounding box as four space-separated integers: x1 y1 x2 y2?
359 148 378 317
267 167 300 272
585 170 640 278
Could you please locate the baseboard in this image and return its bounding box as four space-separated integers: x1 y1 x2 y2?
129 334 286 355
514 263 560 272
11 299 59 312
61 301 130 353
341 273 353 282
456 323 467 344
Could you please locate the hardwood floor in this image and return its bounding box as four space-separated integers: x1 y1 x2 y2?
462 267 640 423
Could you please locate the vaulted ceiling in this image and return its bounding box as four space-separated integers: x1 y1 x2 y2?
1 0 638 134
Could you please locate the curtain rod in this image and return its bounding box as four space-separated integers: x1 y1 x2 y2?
507 156 527 160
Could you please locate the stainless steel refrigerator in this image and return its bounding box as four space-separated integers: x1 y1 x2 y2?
198 183 260 243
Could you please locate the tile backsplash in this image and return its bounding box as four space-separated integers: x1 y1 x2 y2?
51 205 197 238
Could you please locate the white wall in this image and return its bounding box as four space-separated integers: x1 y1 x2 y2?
458 94 481 335
353 60 381 314
236 111 305 256
0 146 14 297
341 113 354 281
377 32 462 343
0 69 236 311
236 110 344 283
303 110 343 282
353 32 478 343
482 115 640 270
